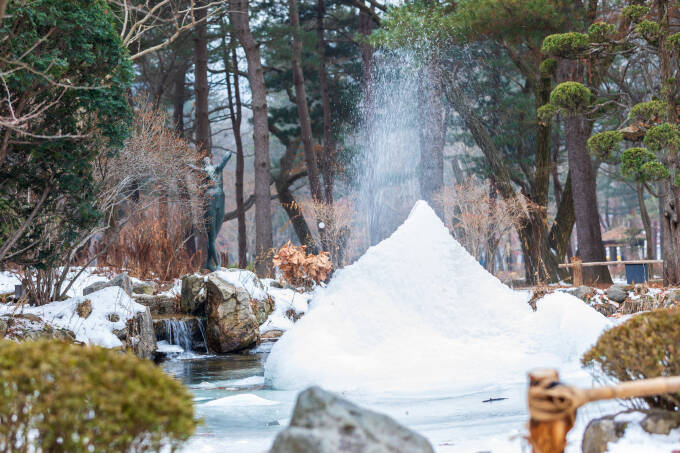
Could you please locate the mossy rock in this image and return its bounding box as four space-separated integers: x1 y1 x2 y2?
0 340 197 452
582 308 680 410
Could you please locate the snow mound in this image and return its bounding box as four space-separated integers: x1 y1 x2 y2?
0 286 147 348
265 201 611 393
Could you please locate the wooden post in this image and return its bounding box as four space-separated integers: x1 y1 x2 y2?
528 369 575 453
570 257 583 286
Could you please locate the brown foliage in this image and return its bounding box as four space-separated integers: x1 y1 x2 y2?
582 308 680 410
273 241 332 289
100 204 202 281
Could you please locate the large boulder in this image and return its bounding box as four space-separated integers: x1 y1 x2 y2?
180 273 207 315
133 293 178 316
83 272 132 297
269 387 435 453
606 284 628 303
204 274 260 353
113 307 156 360
582 410 680 453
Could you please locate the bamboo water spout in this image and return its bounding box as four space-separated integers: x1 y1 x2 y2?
527 369 680 453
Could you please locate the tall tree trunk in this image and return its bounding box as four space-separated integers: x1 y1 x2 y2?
194 2 211 156
637 184 654 260
417 56 445 210
193 1 211 266
230 0 274 277
172 61 188 137
564 114 611 284
223 27 248 269
289 0 323 202
316 0 334 204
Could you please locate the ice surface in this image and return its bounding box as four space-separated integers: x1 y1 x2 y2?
157 340 184 354
265 201 611 393
0 286 146 348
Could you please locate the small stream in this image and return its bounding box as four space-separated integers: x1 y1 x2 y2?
162 346 619 453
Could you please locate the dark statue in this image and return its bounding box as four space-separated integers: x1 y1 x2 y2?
198 152 233 271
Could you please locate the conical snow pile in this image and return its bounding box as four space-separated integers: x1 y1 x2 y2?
264 201 610 393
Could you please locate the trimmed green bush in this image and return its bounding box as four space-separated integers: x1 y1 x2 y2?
0 340 197 452
542 32 589 56
582 308 680 410
588 22 616 42
644 123 680 152
587 130 623 160
621 147 658 180
630 100 664 123
537 103 558 123
549 82 591 116
667 32 680 54
635 20 661 43
640 160 670 180
622 5 650 23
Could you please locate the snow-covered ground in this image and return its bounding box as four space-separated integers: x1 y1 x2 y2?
0 286 146 348
0 267 109 298
265 201 610 393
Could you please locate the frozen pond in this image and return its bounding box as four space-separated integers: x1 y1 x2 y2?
164 346 619 453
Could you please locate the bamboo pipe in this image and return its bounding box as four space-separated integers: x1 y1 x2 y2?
527 369 680 453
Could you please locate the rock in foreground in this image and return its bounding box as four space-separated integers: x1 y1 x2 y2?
269 386 434 453
582 410 680 453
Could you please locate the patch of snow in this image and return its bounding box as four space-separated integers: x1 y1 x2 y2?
608 423 680 453
0 286 146 348
203 394 280 407
259 287 312 333
214 269 268 300
265 201 611 393
614 411 647 423
0 271 20 294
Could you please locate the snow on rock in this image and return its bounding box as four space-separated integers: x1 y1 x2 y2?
214 269 268 300
0 286 147 349
265 201 611 393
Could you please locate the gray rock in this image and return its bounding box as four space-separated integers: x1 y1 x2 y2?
133 293 177 316
571 285 594 300
582 416 628 453
204 274 259 353
83 272 132 297
180 273 207 315
132 280 157 295
583 410 680 453
641 410 680 435
114 307 156 359
606 285 628 303
270 386 435 453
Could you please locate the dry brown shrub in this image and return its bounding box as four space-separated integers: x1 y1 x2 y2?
297 198 354 268
273 241 332 289
100 202 202 281
435 177 532 272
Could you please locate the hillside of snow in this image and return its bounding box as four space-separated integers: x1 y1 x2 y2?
265 201 611 393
